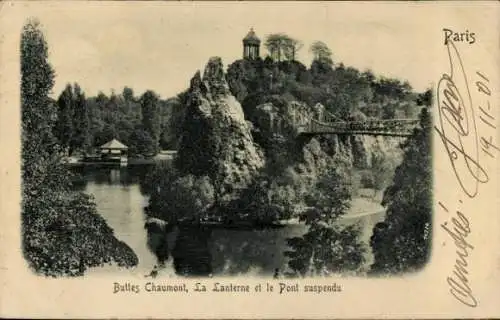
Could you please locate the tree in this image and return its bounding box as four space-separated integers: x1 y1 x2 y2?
103 91 119 124
54 84 74 153
265 33 302 62
310 59 333 87
121 86 135 115
371 152 399 199
145 166 215 224
283 37 303 61
96 91 108 105
21 18 67 210
370 104 432 274
140 90 161 154
264 34 283 61
21 19 137 276
94 123 116 147
286 224 366 276
128 126 156 156
71 83 91 154
381 102 397 120
21 17 70 268
309 41 333 66
285 163 366 277
122 86 134 102
416 88 432 107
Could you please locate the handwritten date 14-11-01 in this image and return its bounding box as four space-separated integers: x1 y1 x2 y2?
475 71 498 159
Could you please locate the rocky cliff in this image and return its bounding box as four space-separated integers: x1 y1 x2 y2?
350 135 404 169
175 57 265 205
245 99 405 198
248 99 403 169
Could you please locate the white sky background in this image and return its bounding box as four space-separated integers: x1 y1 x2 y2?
4 2 461 99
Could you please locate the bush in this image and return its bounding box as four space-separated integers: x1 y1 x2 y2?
145 164 215 223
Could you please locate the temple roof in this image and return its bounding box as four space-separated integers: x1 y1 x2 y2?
100 138 128 149
243 28 260 44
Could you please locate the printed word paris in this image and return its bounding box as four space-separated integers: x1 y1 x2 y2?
443 28 476 45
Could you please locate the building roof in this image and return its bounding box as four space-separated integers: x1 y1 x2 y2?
243 28 260 45
100 138 128 150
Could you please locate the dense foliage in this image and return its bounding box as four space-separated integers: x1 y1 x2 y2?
21 19 137 276
144 162 215 223
53 85 184 157
285 163 366 276
227 57 419 122
370 93 432 274
140 90 162 154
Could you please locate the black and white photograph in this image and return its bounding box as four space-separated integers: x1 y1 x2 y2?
19 6 432 279
1 1 499 318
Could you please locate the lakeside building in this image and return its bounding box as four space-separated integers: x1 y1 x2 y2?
99 138 128 166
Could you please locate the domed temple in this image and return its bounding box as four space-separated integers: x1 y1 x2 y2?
242 28 260 60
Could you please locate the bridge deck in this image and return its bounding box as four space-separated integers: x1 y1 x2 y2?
297 119 419 137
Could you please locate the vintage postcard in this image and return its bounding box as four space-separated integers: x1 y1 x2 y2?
0 1 499 318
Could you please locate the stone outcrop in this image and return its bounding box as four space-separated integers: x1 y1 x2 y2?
250 99 403 170
176 57 265 205
350 135 404 169
251 100 313 137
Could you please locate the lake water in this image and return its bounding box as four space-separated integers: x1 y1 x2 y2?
71 165 385 277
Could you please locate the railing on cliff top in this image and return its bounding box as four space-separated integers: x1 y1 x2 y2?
294 109 420 137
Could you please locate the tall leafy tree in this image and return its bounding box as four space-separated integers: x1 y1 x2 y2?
264 34 283 61
21 18 68 208
21 20 138 275
54 84 74 154
21 18 71 263
265 33 301 62
309 41 333 66
370 94 432 274
140 90 161 154
122 86 135 102
283 37 303 61
128 126 156 156
71 83 91 154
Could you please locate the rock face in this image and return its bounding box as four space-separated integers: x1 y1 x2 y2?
176 57 265 205
350 135 404 169
252 100 312 137
249 98 403 170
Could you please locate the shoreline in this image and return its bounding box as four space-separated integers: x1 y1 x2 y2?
144 205 386 231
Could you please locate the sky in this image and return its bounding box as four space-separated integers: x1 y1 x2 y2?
4 2 484 99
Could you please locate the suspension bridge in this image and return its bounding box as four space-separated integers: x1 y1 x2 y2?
292 107 419 137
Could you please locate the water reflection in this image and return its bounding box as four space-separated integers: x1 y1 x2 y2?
173 226 213 276
70 164 158 273
70 164 153 190
144 224 308 277
72 164 382 277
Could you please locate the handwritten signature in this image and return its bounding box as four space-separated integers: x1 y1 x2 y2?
437 38 497 308
440 201 477 307
435 39 489 198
